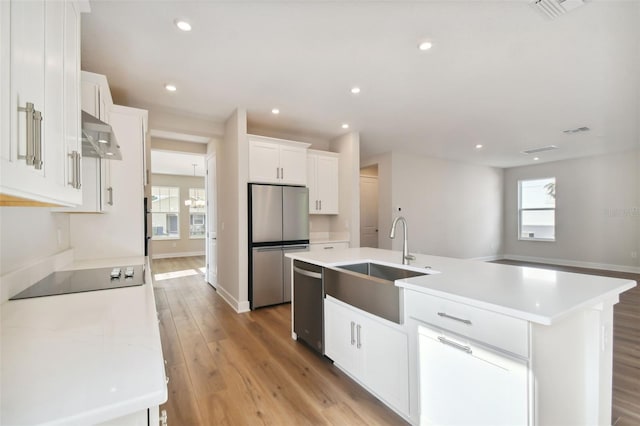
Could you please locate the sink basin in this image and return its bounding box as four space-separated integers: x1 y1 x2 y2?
324 261 431 324
336 262 427 281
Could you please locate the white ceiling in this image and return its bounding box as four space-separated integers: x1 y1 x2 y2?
81 1 640 168
151 151 205 177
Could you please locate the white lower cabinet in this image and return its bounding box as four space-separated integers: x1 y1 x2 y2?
418 325 528 426
324 296 410 417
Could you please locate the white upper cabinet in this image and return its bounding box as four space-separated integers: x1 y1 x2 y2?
248 135 310 185
308 150 339 215
0 0 83 206
58 71 114 213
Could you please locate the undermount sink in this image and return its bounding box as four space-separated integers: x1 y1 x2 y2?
324 261 432 324
336 262 427 281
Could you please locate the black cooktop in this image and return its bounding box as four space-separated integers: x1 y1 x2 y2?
10 265 146 300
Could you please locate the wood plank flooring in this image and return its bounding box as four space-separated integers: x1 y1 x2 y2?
493 259 640 426
151 256 407 426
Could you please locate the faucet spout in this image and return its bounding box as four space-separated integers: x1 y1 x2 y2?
389 216 414 265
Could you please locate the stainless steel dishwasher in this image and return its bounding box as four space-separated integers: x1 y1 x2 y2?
293 260 324 354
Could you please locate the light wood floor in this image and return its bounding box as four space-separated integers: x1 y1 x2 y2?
493 259 640 426
151 256 407 426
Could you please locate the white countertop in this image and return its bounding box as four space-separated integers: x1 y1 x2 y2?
286 247 636 325
1 257 167 425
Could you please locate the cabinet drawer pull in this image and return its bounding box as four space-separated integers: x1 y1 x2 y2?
107 187 114 206
33 110 43 169
323 246 334 250
438 336 473 354
356 324 362 349
18 102 36 166
350 321 355 345
437 312 472 325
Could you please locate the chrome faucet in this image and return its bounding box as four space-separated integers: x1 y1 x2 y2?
389 216 415 265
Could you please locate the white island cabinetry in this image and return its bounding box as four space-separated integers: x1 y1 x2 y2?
325 296 410 418
248 135 309 185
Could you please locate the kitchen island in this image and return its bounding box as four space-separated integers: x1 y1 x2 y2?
286 247 636 426
1 256 167 426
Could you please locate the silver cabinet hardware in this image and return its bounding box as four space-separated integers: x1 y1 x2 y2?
68 151 80 188
76 152 81 189
293 266 322 280
276 167 280 179
356 324 362 349
107 187 114 206
18 102 36 165
438 336 473 354
437 312 472 325
323 246 334 250
280 167 284 179
33 110 43 169
350 321 355 345
315 200 318 210
319 199 322 211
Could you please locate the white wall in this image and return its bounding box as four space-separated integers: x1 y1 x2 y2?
329 132 361 248
363 151 503 259
503 150 640 270
216 108 250 312
0 208 70 275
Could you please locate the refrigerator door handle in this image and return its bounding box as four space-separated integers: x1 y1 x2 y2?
282 245 309 251
255 246 284 252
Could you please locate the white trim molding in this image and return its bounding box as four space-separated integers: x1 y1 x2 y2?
151 251 205 260
501 254 640 274
215 285 251 313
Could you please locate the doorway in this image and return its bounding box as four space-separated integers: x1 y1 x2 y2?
360 165 379 248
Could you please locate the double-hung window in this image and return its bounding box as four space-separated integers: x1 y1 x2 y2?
151 186 180 239
187 188 206 239
518 177 556 241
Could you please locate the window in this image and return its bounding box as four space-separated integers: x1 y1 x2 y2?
518 177 555 241
151 186 180 239
187 188 206 239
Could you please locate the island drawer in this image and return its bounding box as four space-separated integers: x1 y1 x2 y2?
405 291 529 358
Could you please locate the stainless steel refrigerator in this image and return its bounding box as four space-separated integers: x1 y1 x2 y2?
249 183 309 309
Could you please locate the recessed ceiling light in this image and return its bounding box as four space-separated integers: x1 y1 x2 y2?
350 87 361 94
271 108 280 115
475 144 483 149
533 157 540 161
165 84 177 92
175 20 192 32
342 124 349 129
418 41 433 51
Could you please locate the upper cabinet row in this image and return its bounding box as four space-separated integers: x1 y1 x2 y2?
248 135 339 215
0 0 83 206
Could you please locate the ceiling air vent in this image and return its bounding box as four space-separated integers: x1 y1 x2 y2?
522 145 558 155
531 0 586 19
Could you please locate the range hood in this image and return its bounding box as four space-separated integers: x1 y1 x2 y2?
81 111 122 160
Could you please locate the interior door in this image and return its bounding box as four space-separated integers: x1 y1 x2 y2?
206 154 217 287
360 175 379 248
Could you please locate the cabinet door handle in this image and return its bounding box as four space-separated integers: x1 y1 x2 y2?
107 187 114 205
33 110 43 169
437 312 472 325
276 167 280 179
350 321 355 345
438 336 473 354
319 200 322 211
280 167 284 180
75 152 81 189
356 324 362 349
68 151 78 188
18 102 35 166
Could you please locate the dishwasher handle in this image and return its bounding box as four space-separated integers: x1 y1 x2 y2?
293 266 322 280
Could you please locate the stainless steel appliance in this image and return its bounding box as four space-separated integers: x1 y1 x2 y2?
10 265 145 300
249 183 309 309
293 260 324 354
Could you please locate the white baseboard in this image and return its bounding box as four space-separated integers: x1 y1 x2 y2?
216 285 251 313
501 254 640 274
151 251 205 260
468 254 503 262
